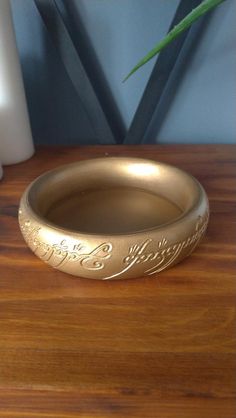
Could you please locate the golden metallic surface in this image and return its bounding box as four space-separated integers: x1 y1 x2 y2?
18 157 209 280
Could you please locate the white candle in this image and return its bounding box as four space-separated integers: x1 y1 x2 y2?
0 0 34 165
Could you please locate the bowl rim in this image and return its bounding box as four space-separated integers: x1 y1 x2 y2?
21 157 208 238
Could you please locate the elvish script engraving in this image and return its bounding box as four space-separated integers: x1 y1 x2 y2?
19 208 208 278
103 210 209 279
19 211 112 271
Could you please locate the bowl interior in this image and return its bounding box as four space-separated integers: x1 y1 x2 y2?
28 158 199 235
45 186 182 234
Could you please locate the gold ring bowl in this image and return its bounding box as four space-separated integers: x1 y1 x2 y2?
18 157 209 280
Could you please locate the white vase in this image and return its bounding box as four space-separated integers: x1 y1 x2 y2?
0 0 34 165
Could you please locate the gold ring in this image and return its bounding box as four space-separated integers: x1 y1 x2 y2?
18 157 209 280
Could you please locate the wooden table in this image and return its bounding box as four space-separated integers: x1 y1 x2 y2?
0 145 235 418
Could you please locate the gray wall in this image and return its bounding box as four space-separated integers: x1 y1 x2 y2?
11 0 236 144
11 0 97 145
147 0 236 144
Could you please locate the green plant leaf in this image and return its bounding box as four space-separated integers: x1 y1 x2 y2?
123 0 227 82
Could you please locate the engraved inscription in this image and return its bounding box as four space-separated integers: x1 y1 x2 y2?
103 210 209 279
19 211 112 271
79 243 112 270
19 207 209 278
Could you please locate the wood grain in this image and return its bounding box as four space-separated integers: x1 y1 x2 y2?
0 145 235 418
